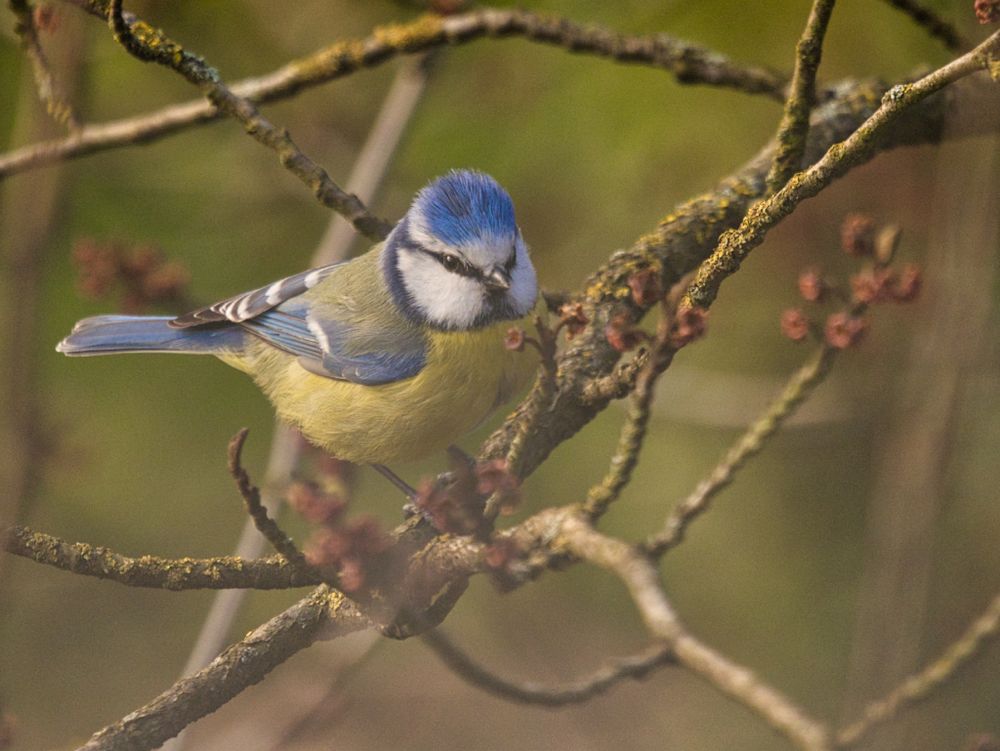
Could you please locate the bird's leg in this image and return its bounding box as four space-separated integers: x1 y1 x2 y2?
372 464 418 501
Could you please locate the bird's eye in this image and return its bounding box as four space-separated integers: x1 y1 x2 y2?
440 254 462 272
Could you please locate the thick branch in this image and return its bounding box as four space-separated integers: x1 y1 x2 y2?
479 68 1000 476
0 6 785 179
3 524 322 589
75 587 369 751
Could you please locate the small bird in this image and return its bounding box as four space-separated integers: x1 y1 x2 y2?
58 170 539 478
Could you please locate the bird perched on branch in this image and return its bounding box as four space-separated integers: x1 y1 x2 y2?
58 170 539 482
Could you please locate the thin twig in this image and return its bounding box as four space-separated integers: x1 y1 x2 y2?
766 0 838 193
583 306 682 520
227 428 313 572
8 0 81 129
878 0 967 50
563 516 831 751
0 6 787 179
422 628 674 707
2 524 321 589
836 592 1000 748
684 30 1000 311
644 344 838 557
105 0 391 240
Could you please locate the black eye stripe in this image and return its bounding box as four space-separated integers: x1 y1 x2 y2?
420 248 479 279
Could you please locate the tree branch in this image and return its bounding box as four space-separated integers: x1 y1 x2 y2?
766 0 838 193
878 0 968 50
226 428 313 573
644 343 839 557
74 586 370 751
562 516 831 751
479 67 1000 479
683 30 1000 312
421 628 675 707
103 0 391 240
836 591 1000 747
0 6 786 179
2 524 322 589
8 0 81 130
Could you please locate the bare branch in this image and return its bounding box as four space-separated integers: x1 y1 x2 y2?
422 628 674 706
683 30 1000 311
104 0 391 240
2 524 321 589
836 592 1000 747
562 516 831 751
0 7 786 179
644 343 838 557
878 0 968 50
766 0 838 193
74 587 370 751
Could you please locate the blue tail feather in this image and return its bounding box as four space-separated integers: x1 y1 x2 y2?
57 315 246 356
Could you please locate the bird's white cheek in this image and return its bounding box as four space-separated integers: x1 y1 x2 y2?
398 253 484 329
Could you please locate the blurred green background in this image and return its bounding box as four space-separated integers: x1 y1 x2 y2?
1 1 998 749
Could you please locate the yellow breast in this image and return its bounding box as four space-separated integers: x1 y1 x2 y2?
225 316 538 465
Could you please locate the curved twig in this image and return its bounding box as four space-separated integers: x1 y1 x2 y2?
422 628 674 707
877 0 967 50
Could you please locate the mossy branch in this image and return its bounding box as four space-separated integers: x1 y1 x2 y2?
2 524 322 589
683 30 1000 312
74 586 369 751
766 0 837 193
0 6 786 179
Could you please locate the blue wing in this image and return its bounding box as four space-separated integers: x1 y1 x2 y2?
170 259 427 386
243 302 426 386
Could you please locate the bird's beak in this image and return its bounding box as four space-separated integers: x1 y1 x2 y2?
484 266 512 292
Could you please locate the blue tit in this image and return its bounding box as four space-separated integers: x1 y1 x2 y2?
57 170 540 469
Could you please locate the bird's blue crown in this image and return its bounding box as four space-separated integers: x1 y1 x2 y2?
412 169 517 245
